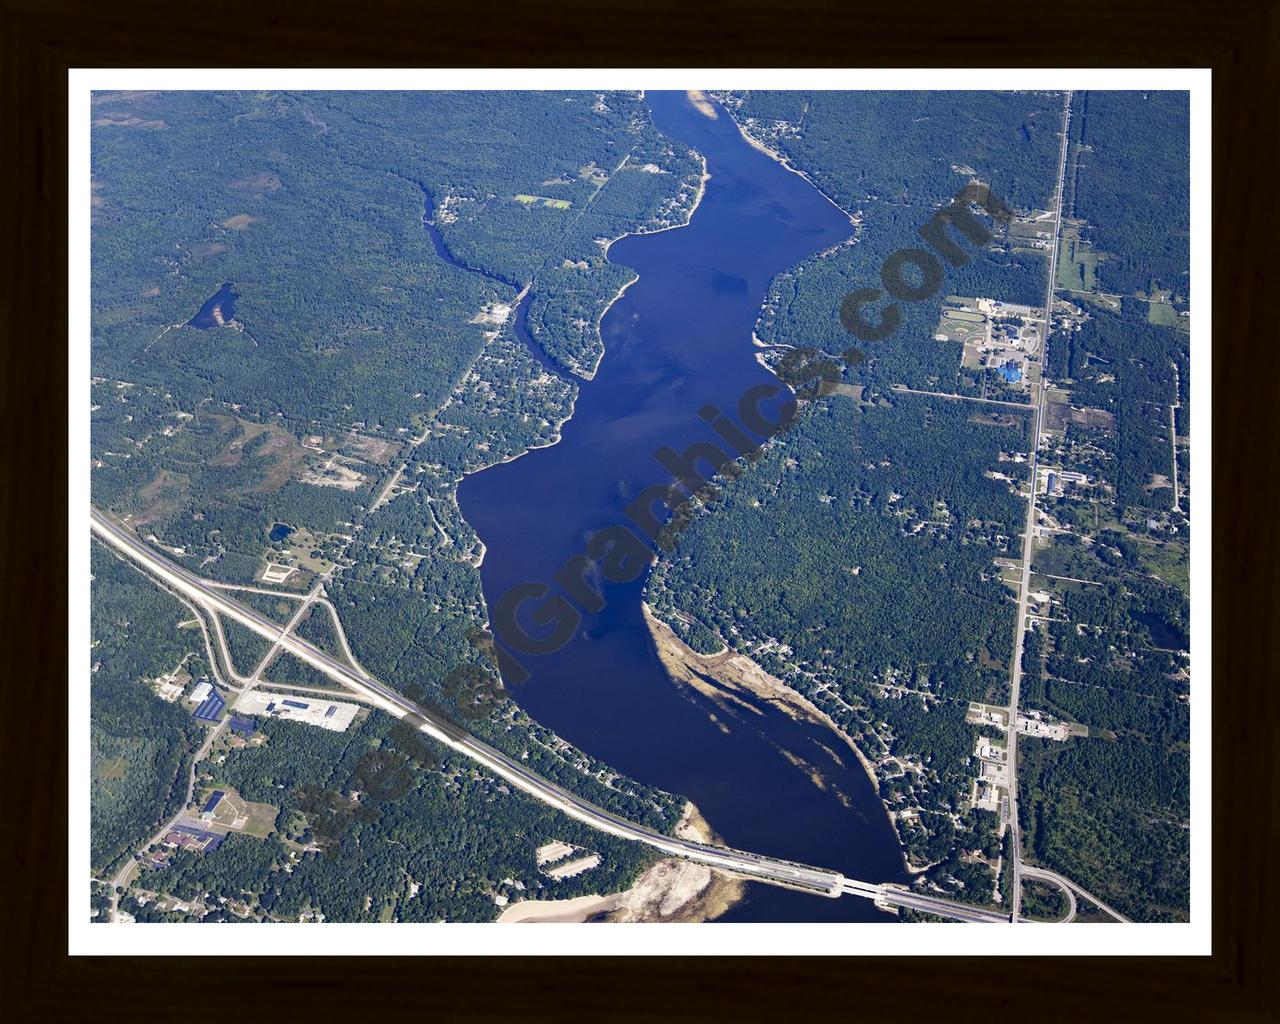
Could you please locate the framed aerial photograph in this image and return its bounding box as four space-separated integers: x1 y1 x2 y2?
68 68 1208 955
5 1 1276 1017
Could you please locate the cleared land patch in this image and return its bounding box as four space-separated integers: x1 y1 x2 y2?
514 194 572 209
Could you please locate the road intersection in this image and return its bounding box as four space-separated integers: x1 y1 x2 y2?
94 507 1028 923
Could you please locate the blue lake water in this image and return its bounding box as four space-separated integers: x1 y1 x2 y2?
187 282 238 329
456 91 907 921
269 523 294 543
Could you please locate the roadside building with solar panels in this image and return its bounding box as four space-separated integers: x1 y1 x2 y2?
201 791 226 821
233 690 360 732
229 715 255 736
164 824 225 853
193 690 226 723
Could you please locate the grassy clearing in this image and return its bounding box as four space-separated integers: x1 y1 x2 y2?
1147 300 1178 327
514 194 572 209
1056 231 1099 292
1133 538 1190 596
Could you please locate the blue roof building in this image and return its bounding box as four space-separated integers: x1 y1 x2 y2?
193 692 226 723
170 824 225 852
229 715 255 735
998 361 1022 384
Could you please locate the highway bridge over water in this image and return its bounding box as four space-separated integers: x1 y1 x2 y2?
92 508 1013 923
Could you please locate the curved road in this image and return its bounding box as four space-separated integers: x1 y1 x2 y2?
1020 864 1131 923
92 507 1044 923
93 509 853 900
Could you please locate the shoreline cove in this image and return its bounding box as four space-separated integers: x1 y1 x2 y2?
709 94 858 230
641 602 909 875
583 154 711 382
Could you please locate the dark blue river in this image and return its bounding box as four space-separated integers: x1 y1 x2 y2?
457 91 907 921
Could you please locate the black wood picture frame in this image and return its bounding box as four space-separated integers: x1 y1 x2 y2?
3 0 1275 1018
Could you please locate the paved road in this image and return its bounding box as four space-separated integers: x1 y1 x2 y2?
93 508 1038 924
1021 864 1131 923
93 509 854 901
874 884 1010 923
1005 89 1073 923
108 716 228 921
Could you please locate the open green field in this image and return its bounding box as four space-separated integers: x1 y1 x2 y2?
514 194 572 209
1057 230 1100 292
1133 537 1190 596
1147 300 1179 327
198 785 279 838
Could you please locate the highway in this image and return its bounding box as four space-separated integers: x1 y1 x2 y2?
1020 864 1131 923
873 884 1010 923
92 508 1034 923
1004 89 1073 923
93 508 855 902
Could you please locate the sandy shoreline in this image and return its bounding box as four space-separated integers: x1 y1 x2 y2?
712 97 857 230
497 800 744 923
642 602 902 859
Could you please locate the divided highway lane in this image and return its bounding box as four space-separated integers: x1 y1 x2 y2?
876 886 1010 924
90 509 849 900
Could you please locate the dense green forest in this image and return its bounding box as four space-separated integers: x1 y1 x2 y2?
293 603 341 657
1046 298 1188 512
716 91 1060 397
647 388 1026 901
1067 91 1190 299
231 588 300 625
221 618 275 677
121 715 660 922
90 91 700 919
90 545 204 873
648 89 1192 918
719 92 1063 212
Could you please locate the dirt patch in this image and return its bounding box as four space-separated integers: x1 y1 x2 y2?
970 410 1023 429
208 415 272 467
341 432 400 466
92 114 167 130
230 172 282 195
1042 391 1071 433
92 91 159 105
190 241 228 257
498 802 744 924
221 214 256 231
135 469 191 526
207 415 308 493
1068 406 1116 431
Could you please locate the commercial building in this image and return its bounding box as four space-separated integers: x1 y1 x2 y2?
188 679 212 704
233 689 359 732
193 691 226 723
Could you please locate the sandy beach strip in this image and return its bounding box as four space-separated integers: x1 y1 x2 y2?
497 801 744 923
